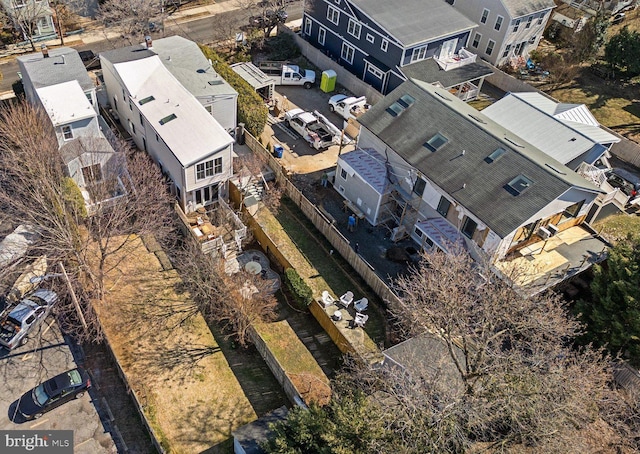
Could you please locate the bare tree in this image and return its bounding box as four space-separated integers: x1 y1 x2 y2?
97 0 165 44
2 0 53 51
172 238 278 347
361 247 628 452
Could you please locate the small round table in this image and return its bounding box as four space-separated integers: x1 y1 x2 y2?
333 310 343 321
245 261 262 275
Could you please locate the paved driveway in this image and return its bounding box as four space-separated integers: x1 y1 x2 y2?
0 317 116 454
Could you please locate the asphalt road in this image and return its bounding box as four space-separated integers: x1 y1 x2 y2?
0 2 303 93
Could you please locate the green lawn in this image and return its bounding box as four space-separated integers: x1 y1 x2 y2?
276 198 388 347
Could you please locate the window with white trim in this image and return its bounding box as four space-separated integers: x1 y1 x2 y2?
318 27 326 45
525 16 533 29
513 19 521 32
381 39 388 51
411 45 427 63
62 125 73 140
347 19 361 39
461 216 477 239
480 8 489 24
537 13 545 25
471 32 481 48
367 65 383 79
502 43 511 58
327 5 339 25
494 15 503 31
529 34 537 44
304 18 311 35
196 157 223 180
486 39 495 55
366 33 374 44
341 42 355 63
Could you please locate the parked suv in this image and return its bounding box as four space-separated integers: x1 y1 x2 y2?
0 289 58 350
606 168 640 202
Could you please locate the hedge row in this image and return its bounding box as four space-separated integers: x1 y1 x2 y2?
284 268 313 309
199 45 268 137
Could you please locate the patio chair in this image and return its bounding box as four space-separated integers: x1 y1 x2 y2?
321 290 335 307
354 298 368 312
354 313 369 328
339 291 354 308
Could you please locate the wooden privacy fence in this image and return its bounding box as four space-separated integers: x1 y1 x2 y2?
244 132 402 311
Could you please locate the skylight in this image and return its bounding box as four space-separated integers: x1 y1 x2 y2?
398 94 415 108
485 148 506 163
159 113 177 125
506 174 534 195
386 102 404 117
424 133 448 152
139 96 155 105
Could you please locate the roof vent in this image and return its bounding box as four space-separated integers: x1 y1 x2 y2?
545 163 567 175
435 91 452 101
468 114 486 124
504 137 524 148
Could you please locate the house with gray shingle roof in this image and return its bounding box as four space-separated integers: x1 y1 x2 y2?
450 0 555 67
301 0 492 98
335 79 604 265
17 47 126 214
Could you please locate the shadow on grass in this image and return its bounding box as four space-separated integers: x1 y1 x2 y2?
275 197 388 347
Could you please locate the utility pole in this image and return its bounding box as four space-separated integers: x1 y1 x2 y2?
58 262 88 332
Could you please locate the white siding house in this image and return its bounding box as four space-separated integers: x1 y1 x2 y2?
100 50 234 212
450 0 555 66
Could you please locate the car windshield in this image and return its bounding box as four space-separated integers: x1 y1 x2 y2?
68 370 82 386
33 384 49 406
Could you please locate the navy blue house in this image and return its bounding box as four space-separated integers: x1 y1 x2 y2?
302 0 493 98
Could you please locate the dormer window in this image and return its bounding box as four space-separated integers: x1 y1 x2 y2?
506 174 533 195
424 133 448 152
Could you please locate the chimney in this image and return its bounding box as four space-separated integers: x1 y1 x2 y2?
145 35 153 49
41 44 49 58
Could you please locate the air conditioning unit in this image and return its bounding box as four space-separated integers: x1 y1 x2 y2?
547 224 559 236
537 226 551 240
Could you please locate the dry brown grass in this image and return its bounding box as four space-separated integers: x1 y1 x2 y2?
92 235 256 454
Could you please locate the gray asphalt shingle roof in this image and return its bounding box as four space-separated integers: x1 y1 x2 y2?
502 0 556 18
17 47 93 92
350 0 477 46
357 79 600 238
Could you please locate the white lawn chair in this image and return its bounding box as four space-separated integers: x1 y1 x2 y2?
354 313 369 328
339 291 354 308
354 298 368 312
321 290 335 307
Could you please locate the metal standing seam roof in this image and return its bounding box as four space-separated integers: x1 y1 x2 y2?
501 0 556 18
108 55 233 168
349 0 477 47
17 47 94 92
482 92 619 163
357 79 600 239
341 148 390 194
147 36 237 98
231 62 275 89
36 81 96 126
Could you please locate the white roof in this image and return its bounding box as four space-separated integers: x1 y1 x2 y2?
113 56 233 167
36 81 95 126
483 92 619 164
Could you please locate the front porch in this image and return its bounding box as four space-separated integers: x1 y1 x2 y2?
495 225 609 293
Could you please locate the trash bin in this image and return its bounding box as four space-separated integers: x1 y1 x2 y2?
320 70 337 93
236 123 245 145
273 144 284 158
